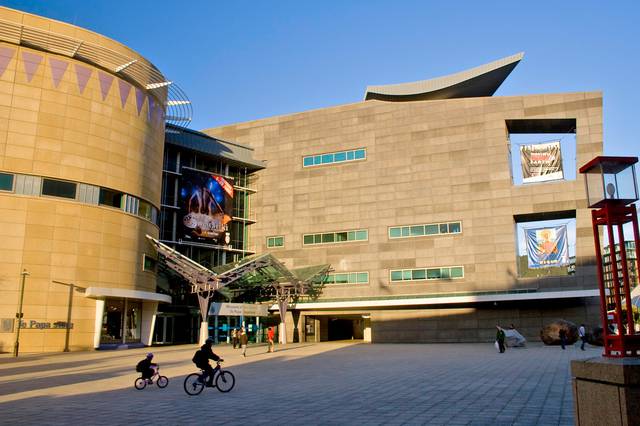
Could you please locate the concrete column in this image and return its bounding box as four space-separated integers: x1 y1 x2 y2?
363 317 372 342
199 321 209 345
93 299 105 349
141 301 158 346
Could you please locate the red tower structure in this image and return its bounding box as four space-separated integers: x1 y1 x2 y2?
579 156 640 357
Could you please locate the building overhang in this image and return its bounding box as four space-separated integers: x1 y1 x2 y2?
364 52 524 102
84 287 171 304
283 289 598 311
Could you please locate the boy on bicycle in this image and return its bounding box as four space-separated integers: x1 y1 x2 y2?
192 337 223 387
136 353 158 384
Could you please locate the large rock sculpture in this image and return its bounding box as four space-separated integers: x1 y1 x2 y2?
504 328 527 347
540 319 578 345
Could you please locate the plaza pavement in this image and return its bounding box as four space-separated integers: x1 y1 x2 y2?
0 341 599 425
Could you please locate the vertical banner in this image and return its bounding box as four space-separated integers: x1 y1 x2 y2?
520 141 563 183
180 169 234 244
525 225 570 268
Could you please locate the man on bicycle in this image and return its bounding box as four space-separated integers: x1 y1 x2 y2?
192 337 223 387
136 353 158 384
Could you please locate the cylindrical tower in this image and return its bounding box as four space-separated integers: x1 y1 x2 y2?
0 7 170 352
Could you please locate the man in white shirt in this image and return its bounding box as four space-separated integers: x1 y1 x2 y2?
578 324 587 351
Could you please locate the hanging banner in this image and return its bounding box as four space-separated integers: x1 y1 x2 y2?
525 225 570 268
179 169 234 244
520 141 563 183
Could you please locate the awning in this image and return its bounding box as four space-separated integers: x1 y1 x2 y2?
84 287 171 303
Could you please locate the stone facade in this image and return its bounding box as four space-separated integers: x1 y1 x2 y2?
204 91 603 343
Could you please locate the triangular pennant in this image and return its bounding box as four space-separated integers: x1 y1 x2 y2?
117 79 131 108
135 87 145 115
74 64 92 94
148 95 155 122
98 71 114 101
21 51 43 82
49 57 68 88
0 46 15 78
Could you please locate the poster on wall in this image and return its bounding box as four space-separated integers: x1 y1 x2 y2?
525 225 570 268
519 141 564 183
179 168 234 244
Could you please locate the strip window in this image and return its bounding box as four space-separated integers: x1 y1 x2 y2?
0 172 14 191
323 272 369 284
41 178 77 200
303 229 368 246
267 236 284 248
303 148 366 168
390 266 464 282
389 221 462 239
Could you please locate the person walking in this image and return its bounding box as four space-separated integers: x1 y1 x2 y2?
231 328 238 349
496 326 506 353
239 327 249 357
578 324 587 351
559 328 567 350
267 327 275 353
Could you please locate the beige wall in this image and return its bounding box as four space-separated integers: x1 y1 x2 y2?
204 92 603 301
0 10 165 352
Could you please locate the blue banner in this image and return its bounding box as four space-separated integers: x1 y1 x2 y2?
525 225 570 268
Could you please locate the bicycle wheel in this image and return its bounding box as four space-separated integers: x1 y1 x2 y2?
156 375 169 388
134 377 147 390
215 370 235 393
183 373 205 395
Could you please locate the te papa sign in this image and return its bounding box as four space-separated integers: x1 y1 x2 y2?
18 320 74 330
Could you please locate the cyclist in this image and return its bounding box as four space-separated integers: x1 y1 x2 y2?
136 353 158 384
192 337 223 387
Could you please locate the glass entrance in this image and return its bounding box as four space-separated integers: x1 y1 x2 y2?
100 298 143 345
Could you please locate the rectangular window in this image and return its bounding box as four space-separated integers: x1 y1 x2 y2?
303 148 367 168
0 172 14 191
142 254 157 272
99 188 124 208
389 267 464 282
324 271 369 285
389 221 462 239
303 229 368 245
267 236 285 248
138 200 154 221
41 178 76 199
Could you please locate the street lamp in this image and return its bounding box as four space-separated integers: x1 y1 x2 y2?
13 269 29 357
52 281 85 352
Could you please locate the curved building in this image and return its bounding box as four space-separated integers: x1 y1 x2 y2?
0 7 170 352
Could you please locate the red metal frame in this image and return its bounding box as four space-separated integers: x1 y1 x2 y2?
591 203 640 357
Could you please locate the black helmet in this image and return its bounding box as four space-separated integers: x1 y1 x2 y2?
205 337 215 344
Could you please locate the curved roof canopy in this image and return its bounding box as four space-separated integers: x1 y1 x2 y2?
364 52 524 102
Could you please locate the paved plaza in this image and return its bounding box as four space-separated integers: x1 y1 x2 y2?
0 341 599 425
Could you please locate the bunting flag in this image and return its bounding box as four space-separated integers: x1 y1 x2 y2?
49 57 68 88
21 51 43 82
74 64 92 94
525 225 570 269
118 79 131 108
135 87 145 115
0 46 15 78
98 71 114 100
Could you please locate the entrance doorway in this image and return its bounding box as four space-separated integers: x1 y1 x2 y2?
327 316 364 341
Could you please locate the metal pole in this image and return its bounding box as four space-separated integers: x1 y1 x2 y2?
13 269 29 357
64 284 74 352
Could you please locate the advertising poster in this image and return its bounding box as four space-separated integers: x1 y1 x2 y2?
180 169 234 244
520 141 564 183
525 225 570 268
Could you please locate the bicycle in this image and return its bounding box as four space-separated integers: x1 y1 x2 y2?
183 361 235 395
134 367 169 390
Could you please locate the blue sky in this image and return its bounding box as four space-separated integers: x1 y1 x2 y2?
3 0 639 163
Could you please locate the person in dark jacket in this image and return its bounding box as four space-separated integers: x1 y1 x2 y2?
193 337 223 387
496 326 506 353
137 353 157 383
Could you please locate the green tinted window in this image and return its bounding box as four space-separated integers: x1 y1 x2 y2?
314 234 322 244
334 152 346 162
355 230 367 240
390 271 403 281
335 232 348 242
412 269 426 280
321 154 333 164
449 222 461 233
401 227 410 237
410 226 424 236
354 149 366 159
450 267 464 278
303 149 366 167
42 178 76 199
357 272 369 283
425 224 439 235
314 155 322 165
439 224 449 234
322 233 334 243
346 151 355 160
303 235 314 245
303 157 314 167
427 268 441 279
440 268 450 279
0 173 14 191
334 274 348 284
402 270 412 280
389 227 402 238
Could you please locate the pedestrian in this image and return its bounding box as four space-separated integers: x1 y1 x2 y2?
578 324 587 351
267 327 275 353
231 328 238 349
559 328 567 350
496 326 506 353
239 327 248 357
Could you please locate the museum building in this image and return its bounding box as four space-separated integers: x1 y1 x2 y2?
203 52 604 343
